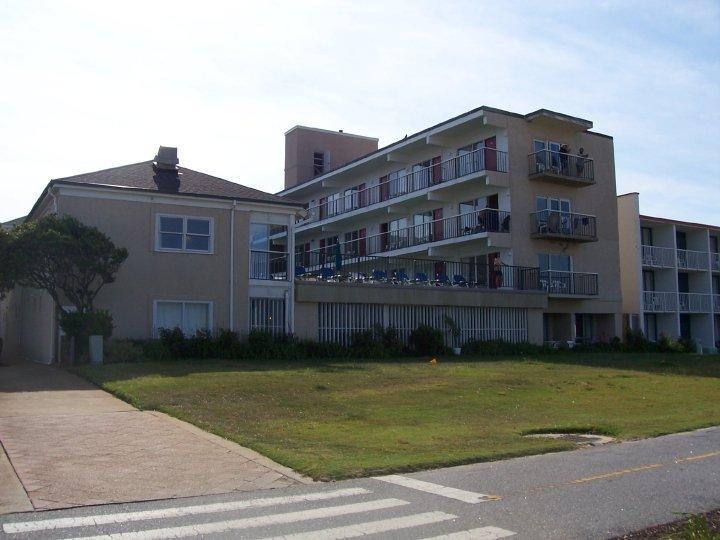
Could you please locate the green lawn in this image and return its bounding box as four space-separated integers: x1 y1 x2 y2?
77 354 720 480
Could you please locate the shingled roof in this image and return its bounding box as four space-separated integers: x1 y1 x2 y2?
46 160 301 208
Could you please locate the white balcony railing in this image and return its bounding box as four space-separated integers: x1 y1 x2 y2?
641 245 675 268
643 291 677 312
678 292 711 313
712 252 720 272
676 249 709 271
714 294 720 312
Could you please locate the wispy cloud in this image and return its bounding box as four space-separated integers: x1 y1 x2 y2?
0 0 718 223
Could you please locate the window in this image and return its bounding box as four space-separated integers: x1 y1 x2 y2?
538 253 572 272
642 270 655 291
156 215 213 253
313 152 325 176
250 223 287 252
387 168 407 197
641 227 653 246
343 187 359 211
676 231 687 250
326 193 342 216
457 141 485 175
388 218 408 250
644 314 658 341
154 301 211 337
710 236 719 253
344 230 360 255
536 197 571 234
413 211 433 243
250 298 285 334
250 223 288 280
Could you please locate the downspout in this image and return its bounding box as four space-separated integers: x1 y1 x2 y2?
230 201 236 332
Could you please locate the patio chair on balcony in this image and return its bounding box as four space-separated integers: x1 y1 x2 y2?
413 272 429 285
295 266 307 279
434 273 451 286
393 270 409 284
320 267 335 281
372 269 388 282
453 274 468 287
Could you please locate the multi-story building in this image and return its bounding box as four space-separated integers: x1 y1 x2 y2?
618 192 720 351
279 107 623 345
0 147 303 364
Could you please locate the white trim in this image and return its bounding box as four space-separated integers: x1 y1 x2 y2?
54 184 301 215
155 213 215 254
152 300 214 337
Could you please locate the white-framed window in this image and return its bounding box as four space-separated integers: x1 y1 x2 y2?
538 253 572 272
326 193 342 216
156 214 213 253
313 151 326 176
153 300 213 337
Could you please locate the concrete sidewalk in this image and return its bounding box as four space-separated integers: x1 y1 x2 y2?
0 362 310 513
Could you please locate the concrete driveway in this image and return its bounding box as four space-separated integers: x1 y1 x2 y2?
0 361 309 513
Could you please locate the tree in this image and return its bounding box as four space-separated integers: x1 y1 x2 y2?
0 227 16 299
8 215 128 315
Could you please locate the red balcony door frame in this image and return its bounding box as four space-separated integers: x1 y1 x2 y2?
432 208 443 241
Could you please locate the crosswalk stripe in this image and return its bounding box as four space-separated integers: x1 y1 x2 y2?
2 488 371 534
68 498 410 540
374 475 495 504
420 526 516 539
259 511 458 539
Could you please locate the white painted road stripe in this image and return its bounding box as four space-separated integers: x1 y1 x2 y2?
2 488 371 534
69 498 410 540
259 511 458 539
374 475 493 504
420 526 516 539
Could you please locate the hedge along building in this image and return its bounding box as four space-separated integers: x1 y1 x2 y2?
279 106 623 346
0 147 303 364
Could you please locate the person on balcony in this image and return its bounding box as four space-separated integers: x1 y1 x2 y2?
576 147 588 177
491 257 504 288
559 144 570 175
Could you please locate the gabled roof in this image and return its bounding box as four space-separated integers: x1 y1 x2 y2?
29 161 302 218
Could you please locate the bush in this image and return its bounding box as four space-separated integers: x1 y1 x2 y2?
158 327 187 358
408 324 446 356
105 339 144 363
59 310 114 340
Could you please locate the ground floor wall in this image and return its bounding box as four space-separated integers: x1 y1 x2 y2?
0 287 55 364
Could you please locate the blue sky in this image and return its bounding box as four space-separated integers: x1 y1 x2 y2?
0 0 718 223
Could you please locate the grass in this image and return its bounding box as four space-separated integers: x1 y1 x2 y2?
76 353 720 481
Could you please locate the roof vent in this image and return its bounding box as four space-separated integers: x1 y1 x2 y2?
154 146 179 170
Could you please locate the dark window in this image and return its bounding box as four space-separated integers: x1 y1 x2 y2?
710 236 718 253
642 270 655 291
679 314 691 340
678 272 689 293
641 227 653 246
313 152 325 176
644 314 658 341
676 231 687 250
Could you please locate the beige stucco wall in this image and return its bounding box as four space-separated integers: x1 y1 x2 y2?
18 287 55 364
0 289 22 362
617 193 642 315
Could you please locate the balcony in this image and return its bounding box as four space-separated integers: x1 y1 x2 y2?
712 253 720 272
678 292 711 313
540 270 598 296
528 150 594 186
643 291 677 312
295 252 541 292
676 249 709 271
368 209 510 256
298 147 508 227
714 294 720 312
530 210 597 242
250 250 288 280
641 245 675 268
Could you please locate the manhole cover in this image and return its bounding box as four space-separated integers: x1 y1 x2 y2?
524 433 614 446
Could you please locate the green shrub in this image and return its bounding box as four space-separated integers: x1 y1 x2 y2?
408 324 446 356
158 327 187 358
105 339 144 363
682 513 719 540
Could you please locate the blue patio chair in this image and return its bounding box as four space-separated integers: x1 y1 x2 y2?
393 270 409 283
413 272 429 284
372 269 387 282
453 274 468 287
320 267 335 280
295 266 306 278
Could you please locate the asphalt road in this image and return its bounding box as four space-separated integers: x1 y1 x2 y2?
1 427 718 539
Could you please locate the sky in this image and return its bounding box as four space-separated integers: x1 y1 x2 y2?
0 1 718 224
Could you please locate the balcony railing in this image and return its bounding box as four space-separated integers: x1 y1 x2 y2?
643 291 677 312
678 292 711 313
250 250 288 280
641 245 675 268
539 270 598 296
299 147 508 225
677 249 709 271
530 210 597 241
712 253 720 272
295 252 541 291
713 294 720 312
528 150 594 183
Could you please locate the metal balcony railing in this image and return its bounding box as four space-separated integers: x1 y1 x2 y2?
299 147 509 225
530 210 597 240
539 270 598 296
641 245 676 268
643 291 677 312
294 252 541 291
712 253 720 272
677 249 709 271
678 292 711 313
528 150 594 182
250 250 288 280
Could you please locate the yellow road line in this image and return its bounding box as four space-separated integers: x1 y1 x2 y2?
675 450 720 463
566 463 662 485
